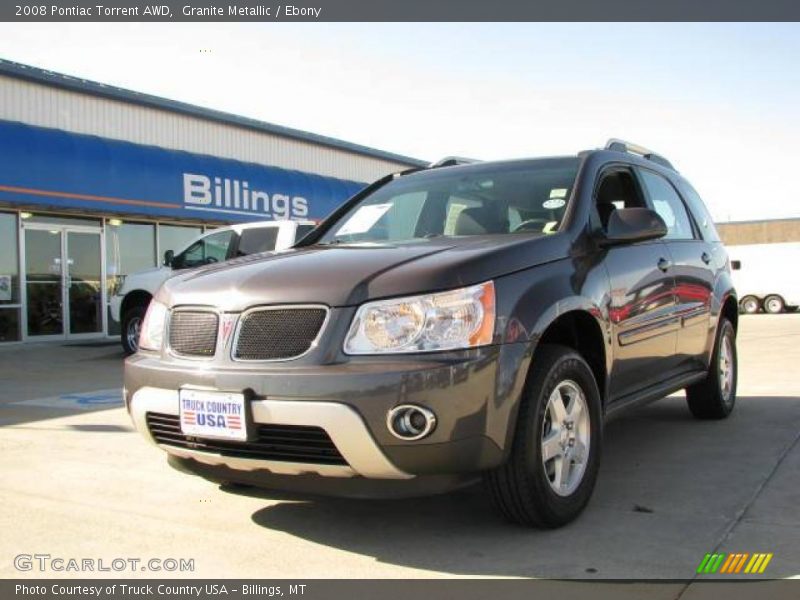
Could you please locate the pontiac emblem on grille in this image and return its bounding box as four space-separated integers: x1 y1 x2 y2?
221 314 236 346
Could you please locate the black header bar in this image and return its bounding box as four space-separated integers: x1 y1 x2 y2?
3 0 800 22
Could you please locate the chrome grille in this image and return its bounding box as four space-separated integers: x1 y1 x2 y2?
234 307 327 361
146 412 347 465
168 310 218 357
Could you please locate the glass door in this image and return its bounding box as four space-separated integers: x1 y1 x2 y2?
66 231 103 335
24 227 104 339
25 229 65 338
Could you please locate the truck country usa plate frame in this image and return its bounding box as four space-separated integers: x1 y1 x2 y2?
179 389 248 441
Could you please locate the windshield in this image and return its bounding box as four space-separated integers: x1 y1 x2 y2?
318 158 580 245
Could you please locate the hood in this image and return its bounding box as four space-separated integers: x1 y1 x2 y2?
159 233 571 310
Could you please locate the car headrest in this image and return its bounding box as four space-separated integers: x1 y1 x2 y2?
453 206 509 235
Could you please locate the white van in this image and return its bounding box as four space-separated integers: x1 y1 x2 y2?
111 220 316 353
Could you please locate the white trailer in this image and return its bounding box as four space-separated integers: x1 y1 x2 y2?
728 242 800 314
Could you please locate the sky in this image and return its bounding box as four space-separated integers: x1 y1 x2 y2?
0 22 797 222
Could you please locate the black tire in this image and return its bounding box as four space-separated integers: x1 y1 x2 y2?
763 294 785 315
484 344 603 528
121 305 147 355
686 318 737 419
739 295 760 315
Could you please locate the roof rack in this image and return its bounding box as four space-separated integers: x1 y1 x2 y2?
605 139 675 171
428 156 480 168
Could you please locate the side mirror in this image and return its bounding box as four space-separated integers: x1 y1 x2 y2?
601 208 667 245
163 249 174 267
731 260 741 271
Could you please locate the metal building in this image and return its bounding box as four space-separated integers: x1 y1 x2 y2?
716 217 800 246
0 59 425 344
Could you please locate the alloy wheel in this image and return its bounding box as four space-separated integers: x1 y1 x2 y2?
126 317 142 353
541 379 591 497
718 330 735 405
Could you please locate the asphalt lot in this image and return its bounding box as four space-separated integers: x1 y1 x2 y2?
0 315 798 581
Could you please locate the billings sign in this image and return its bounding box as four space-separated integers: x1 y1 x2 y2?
183 173 309 219
0 120 365 222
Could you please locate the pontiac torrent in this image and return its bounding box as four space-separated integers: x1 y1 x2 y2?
125 140 738 527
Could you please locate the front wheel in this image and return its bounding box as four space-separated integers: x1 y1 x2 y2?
121 305 147 355
686 317 737 419
485 345 602 528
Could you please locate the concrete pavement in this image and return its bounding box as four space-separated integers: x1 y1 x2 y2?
0 316 798 579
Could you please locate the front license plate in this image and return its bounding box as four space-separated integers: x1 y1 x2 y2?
179 389 248 441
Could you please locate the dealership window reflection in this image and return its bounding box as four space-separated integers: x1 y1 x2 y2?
106 221 156 297
0 212 21 342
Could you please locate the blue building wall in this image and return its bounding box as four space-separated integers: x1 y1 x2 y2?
0 119 366 223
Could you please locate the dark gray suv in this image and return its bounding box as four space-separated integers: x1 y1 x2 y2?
125 140 738 528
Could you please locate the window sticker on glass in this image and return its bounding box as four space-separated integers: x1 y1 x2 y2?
542 198 566 209
335 203 393 236
549 188 568 199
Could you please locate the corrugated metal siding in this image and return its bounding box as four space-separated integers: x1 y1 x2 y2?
0 75 411 183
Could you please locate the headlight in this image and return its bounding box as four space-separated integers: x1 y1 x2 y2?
138 300 168 351
344 281 495 354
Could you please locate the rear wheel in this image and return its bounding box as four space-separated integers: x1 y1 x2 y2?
121 305 146 355
739 295 760 315
763 294 785 315
485 345 602 528
686 317 737 419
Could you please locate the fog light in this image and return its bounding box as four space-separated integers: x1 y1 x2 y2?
387 405 437 441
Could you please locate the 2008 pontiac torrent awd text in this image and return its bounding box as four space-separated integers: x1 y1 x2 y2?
125 139 739 528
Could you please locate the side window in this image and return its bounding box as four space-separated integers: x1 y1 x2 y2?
678 181 721 242
175 230 234 268
237 227 279 256
639 170 695 241
594 170 645 230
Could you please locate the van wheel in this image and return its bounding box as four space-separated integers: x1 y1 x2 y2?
485 345 602 528
739 295 760 315
121 305 146 355
686 317 737 419
763 295 785 314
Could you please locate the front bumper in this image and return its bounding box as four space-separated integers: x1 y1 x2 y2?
130 386 411 479
125 343 528 482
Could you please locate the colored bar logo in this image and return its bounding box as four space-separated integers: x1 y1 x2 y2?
696 552 773 574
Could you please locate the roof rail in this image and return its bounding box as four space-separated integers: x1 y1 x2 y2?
428 156 480 168
605 139 675 171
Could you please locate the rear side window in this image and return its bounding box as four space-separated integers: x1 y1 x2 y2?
638 170 695 241
237 227 279 256
677 180 721 242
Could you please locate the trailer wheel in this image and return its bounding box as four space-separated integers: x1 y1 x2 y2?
763 295 785 315
739 295 760 315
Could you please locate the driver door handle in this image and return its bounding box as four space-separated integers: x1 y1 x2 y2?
657 258 672 272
